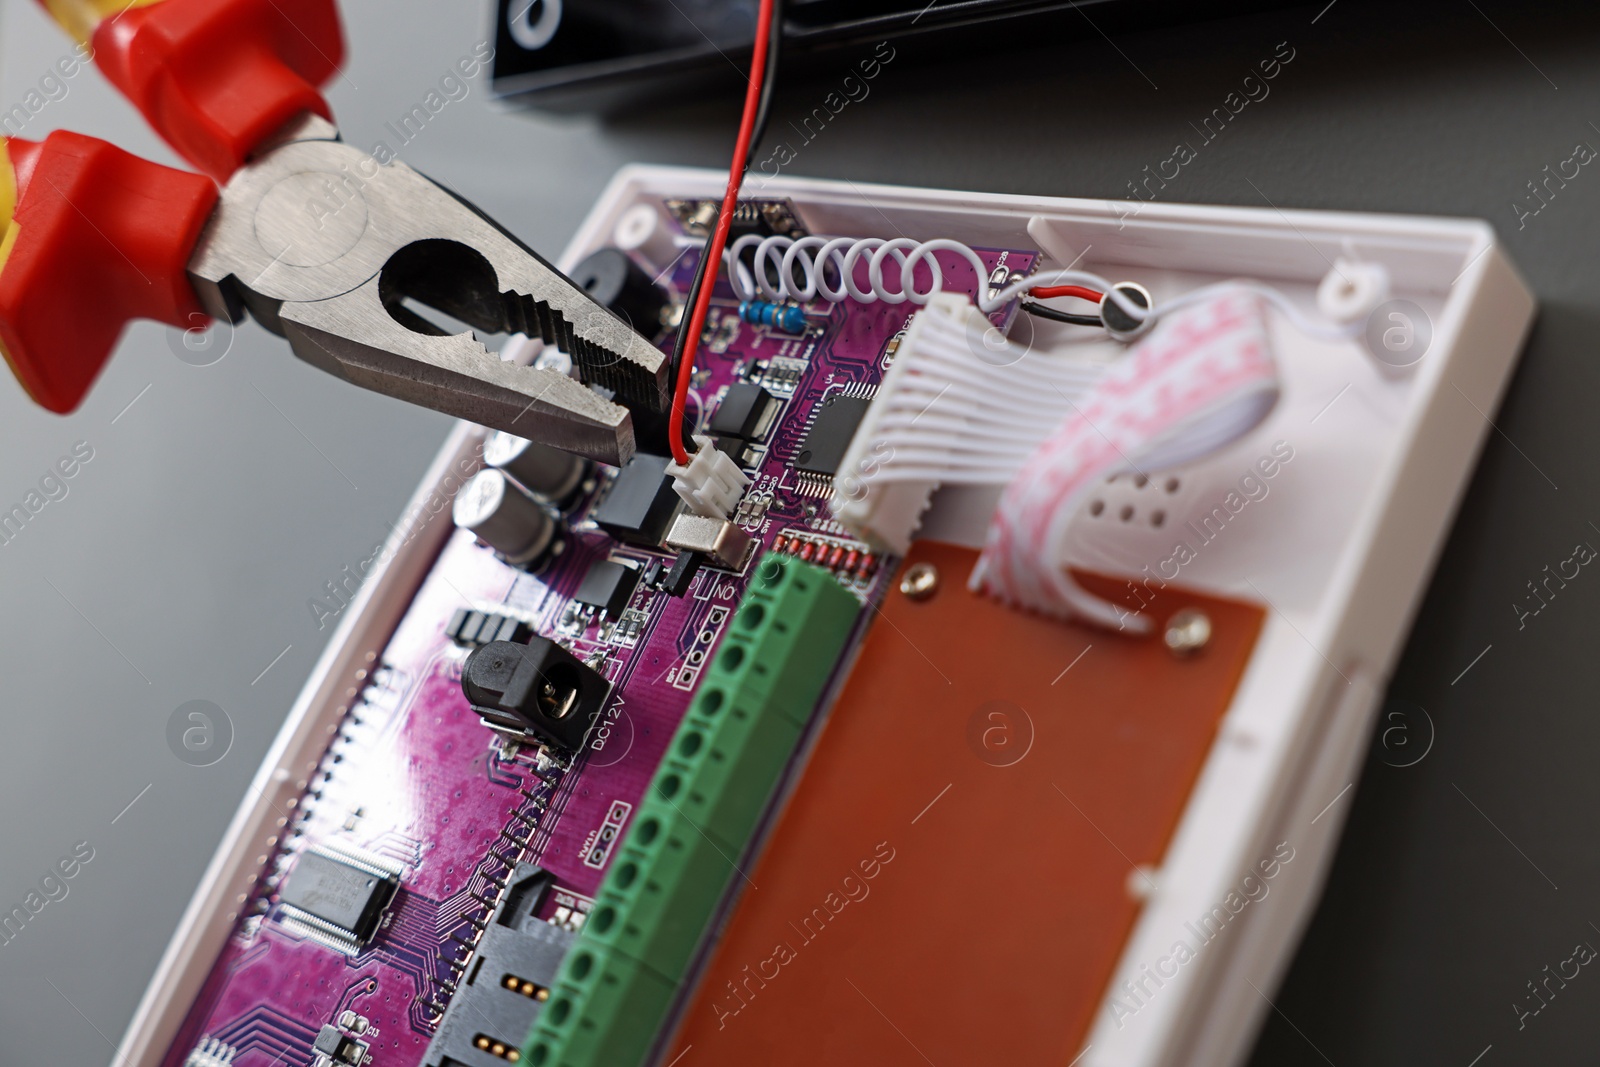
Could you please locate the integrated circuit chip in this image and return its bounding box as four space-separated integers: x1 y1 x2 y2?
795 395 871 476
593 452 679 546
574 559 641 619
279 846 399 949
710 383 777 441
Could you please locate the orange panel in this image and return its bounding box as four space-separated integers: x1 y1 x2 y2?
668 540 1264 1065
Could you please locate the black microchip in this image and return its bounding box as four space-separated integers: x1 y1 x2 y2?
710 383 776 440
593 453 678 546
574 559 641 619
712 435 749 468
795 395 871 476
280 849 397 945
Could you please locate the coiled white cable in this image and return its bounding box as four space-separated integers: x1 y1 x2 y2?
726 233 1365 342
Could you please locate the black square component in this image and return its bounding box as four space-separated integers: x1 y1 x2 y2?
712 435 749 468
710 383 776 440
574 559 641 619
593 452 678 546
279 849 398 945
795 395 871 476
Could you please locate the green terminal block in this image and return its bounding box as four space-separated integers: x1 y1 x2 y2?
525 942 676 1067
654 677 802 852
524 555 861 1067
582 796 738 978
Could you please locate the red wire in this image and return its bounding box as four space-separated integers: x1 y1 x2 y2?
1029 284 1103 303
669 0 777 466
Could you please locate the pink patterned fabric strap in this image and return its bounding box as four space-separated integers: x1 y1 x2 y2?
972 287 1280 633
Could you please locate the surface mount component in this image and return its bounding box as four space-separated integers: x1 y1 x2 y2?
184 1036 242 1066
312 1024 366 1065
592 453 680 546
447 608 533 646
278 845 399 950
187 115 666 466
795 394 871 476
709 382 777 440
664 197 804 241
462 638 612 751
454 469 561 568
711 436 751 468
664 514 752 570
126 169 1533 1067
574 559 642 619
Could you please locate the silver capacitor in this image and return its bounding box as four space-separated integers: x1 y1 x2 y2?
484 431 587 506
453 469 557 567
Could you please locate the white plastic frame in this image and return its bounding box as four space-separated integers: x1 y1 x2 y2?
118 166 1534 1067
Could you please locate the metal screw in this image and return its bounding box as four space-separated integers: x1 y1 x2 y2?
1164 609 1212 656
899 562 940 600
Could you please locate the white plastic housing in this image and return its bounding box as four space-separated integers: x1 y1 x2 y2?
666 434 750 519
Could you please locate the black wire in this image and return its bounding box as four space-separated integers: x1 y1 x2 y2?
748 0 785 156
669 0 785 453
1021 301 1105 328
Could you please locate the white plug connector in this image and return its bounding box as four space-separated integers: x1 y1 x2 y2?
667 436 749 520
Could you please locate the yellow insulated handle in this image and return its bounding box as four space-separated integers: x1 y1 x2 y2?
0 141 16 278
38 0 167 44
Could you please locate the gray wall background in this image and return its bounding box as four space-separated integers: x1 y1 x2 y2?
2 0 1597 1063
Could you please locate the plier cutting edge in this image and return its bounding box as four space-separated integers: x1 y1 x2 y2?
0 0 664 465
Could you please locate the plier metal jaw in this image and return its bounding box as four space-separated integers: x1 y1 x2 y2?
190 115 663 466
0 0 660 467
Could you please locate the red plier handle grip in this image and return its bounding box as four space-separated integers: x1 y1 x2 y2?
0 0 343 412
41 0 342 179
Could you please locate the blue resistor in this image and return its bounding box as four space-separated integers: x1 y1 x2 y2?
738 300 807 335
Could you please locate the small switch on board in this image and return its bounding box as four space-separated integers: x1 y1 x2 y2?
665 514 752 570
